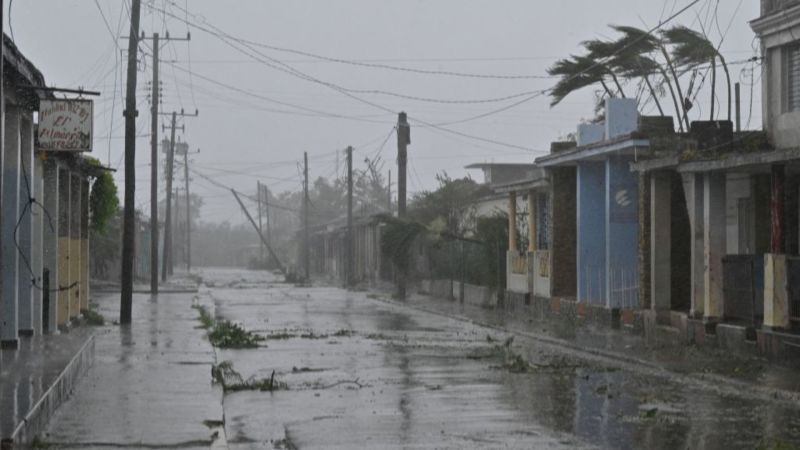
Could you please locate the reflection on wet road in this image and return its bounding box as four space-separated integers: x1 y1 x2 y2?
202 268 800 449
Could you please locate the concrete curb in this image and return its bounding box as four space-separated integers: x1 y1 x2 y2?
370 295 800 407
6 334 96 446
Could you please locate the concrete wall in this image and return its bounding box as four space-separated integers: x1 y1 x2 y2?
551 167 576 298
606 156 639 309
463 282 497 308
605 98 639 139
757 16 800 149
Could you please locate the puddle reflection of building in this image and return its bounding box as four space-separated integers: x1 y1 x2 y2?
396 345 413 443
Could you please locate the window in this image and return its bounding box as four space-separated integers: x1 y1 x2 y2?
786 45 800 112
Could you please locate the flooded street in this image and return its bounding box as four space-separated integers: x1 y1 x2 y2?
196 268 800 449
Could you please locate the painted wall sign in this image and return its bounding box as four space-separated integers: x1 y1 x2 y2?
38 99 93 152
610 181 638 223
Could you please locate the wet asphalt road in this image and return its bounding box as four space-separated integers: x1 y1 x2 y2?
39 268 800 449
201 269 800 449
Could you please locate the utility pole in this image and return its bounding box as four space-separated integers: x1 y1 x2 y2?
184 145 192 271
149 32 160 294
264 185 272 262
173 184 179 273
397 112 409 218
396 112 411 299
133 32 190 290
387 170 392 212
231 190 287 275
257 181 264 262
161 111 175 282
120 0 142 324
303 152 310 282
161 109 197 281
346 146 354 287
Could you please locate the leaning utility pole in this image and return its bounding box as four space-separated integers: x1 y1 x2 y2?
396 112 411 299
161 109 197 280
346 146 354 287
120 0 142 324
231 190 286 275
303 152 310 282
149 32 160 294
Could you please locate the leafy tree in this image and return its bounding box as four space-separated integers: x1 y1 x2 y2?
409 173 491 236
86 157 119 233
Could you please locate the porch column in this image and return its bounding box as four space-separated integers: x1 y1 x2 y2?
42 161 59 334
528 190 536 253
683 173 705 317
32 155 44 334
17 116 34 335
80 178 90 311
771 164 786 254
508 191 517 252
651 171 671 314
57 168 71 326
1 107 21 348
703 172 726 321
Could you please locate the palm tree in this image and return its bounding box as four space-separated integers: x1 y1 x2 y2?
610 25 688 132
662 26 731 123
615 55 665 116
547 55 613 107
582 39 627 98
583 32 666 117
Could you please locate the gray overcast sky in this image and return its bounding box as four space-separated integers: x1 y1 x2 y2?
9 1 761 223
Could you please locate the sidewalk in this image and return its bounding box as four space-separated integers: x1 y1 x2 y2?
379 290 800 404
36 286 226 448
0 325 94 445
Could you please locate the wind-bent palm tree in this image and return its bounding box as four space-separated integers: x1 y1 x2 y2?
547 54 613 107
610 25 688 132
582 39 627 98
662 26 731 123
615 55 666 116
583 30 666 117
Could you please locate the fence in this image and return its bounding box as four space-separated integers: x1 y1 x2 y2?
722 255 764 325
420 238 505 295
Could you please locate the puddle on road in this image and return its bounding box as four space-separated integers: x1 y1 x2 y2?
196 268 800 449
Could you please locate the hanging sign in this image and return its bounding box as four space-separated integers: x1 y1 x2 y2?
37 99 93 152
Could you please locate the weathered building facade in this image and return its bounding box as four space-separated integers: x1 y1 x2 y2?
0 35 96 348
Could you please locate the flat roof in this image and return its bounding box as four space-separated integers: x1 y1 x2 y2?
535 134 650 167
464 162 536 169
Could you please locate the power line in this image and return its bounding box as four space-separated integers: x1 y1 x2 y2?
165 2 555 81
181 163 301 212
164 61 391 124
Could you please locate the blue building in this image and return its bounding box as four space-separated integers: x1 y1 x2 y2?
537 98 647 312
